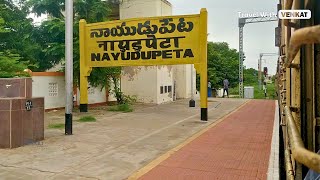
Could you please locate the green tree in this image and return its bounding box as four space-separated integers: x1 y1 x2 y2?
0 51 29 78
243 68 259 85
28 0 127 103
197 42 239 90
28 0 120 89
0 0 39 69
0 18 8 33
0 17 29 78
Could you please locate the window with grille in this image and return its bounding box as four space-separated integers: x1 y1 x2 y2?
48 83 58 97
88 87 95 95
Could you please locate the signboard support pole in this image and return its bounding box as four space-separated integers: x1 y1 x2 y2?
79 9 208 121
189 64 195 107
200 8 208 121
65 0 73 135
79 19 89 112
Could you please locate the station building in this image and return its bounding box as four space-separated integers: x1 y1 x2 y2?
119 0 196 104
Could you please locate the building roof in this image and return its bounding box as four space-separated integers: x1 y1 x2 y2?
161 0 172 7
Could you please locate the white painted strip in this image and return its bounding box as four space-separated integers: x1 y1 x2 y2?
267 100 280 180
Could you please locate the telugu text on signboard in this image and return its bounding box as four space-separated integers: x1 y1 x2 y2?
81 14 202 67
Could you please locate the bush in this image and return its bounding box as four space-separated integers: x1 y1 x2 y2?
78 116 96 122
48 123 64 129
112 87 137 105
108 103 133 113
0 52 30 78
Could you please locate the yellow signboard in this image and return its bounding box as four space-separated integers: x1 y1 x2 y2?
81 16 201 67
80 8 208 120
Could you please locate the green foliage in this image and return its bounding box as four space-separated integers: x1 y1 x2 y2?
0 18 9 33
48 123 64 129
27 0 65 18
78 116 96 122
228 83 276 100
0 1 38 69
112 87 137 105
28 0 119 90
0 51 30 78
108 103 133 113
31 18 66 70
208 42 239 88
243 68 259 85
197 42 239 90
109 75 137 105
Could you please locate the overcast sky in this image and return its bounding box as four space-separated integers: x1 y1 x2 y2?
170 0 279 75
30 0 278 74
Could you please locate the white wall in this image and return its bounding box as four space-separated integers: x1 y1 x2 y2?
173 65 196 99
157 66 174 103
120 0 176 104
121 67 158 103
32 75 109 109
119 0 196 104
120 0 159 18
76 85 106 105
32 76 66 109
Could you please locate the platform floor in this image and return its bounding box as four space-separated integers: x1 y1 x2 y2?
131 100 276 180
0 98 249 179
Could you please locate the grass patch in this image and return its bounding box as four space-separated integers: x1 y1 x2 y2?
228 83 277 100
78 116 96 122
108 103 133 113
48 123 64 129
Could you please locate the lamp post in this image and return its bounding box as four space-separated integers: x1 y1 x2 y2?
65 0 73 135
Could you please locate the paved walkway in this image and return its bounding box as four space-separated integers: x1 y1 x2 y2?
132 100 276 180
0 98 247 180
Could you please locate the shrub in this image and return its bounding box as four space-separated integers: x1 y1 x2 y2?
78 116 96 122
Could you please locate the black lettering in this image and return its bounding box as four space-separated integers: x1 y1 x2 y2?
111 53 120 60
91 53 100 61
131 52 141 60
162 50 173 59
159 38 171 49
121 52 130 60
141 51 152 60
102 53 110 61
152 51 162 59
183 49 194 58
173 37 179 48
173 49 183 58
177 18 194 32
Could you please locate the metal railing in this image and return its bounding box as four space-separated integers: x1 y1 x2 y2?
285 25 320 68
284 106 320 172
279 1 320 177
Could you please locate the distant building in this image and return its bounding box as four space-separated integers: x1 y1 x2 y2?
45 0 196 105
118 0 196 104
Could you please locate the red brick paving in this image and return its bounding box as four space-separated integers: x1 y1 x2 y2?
139 100 275 180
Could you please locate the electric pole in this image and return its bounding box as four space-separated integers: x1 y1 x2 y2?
65 0 73 135
238 16 277 98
